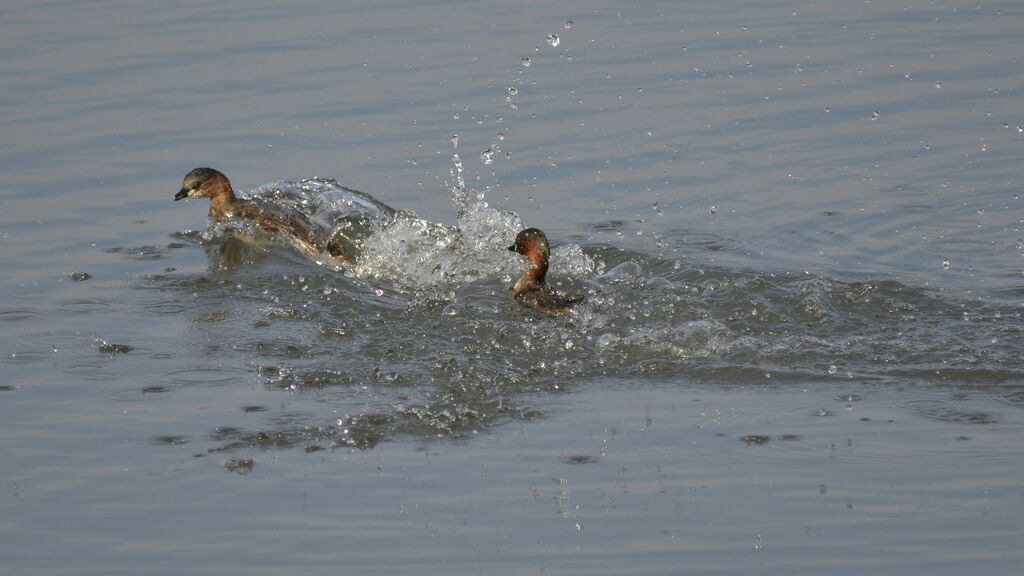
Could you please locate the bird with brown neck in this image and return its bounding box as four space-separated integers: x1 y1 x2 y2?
508 227 585 316
174 167 350 264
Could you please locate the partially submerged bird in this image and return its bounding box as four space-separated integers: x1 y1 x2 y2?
508 227 585 315
174 167 350 264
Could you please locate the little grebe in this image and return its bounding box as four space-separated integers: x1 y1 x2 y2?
508 227 585 315
174 167 349 264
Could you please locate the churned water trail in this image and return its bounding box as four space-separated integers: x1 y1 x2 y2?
130 156 1023 451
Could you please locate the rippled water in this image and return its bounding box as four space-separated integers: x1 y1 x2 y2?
1 0 1023 574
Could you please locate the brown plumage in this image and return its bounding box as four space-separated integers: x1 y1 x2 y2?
174 167 350 264
508 228 585 316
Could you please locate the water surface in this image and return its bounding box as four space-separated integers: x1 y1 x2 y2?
1 1 1022 574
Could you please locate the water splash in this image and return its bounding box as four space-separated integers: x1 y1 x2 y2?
242 177 397 257
353 152 531 295
191 151 566 303
447 152 468 213
480 146 495 165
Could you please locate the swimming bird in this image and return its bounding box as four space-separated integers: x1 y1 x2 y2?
174 167 350 264
508 227 585 315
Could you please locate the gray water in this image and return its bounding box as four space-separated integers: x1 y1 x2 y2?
1 1 1023 574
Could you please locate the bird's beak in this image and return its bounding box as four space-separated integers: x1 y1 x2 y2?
508 244 516 252
174 188 189 201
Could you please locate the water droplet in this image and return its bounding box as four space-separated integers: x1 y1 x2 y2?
871 110 880 120
710 205 718 214
507 86 518 96
521 57 531 67
546 34 560 47
563 20 573 29
375 289 384 297
827 365 838 375
934 82 942 89
480 147 495 165
977 208 984 215
942 259 950 270
451 134 459 148
764 372 772 379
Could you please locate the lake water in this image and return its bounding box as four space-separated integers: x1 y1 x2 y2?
1 0 1022 574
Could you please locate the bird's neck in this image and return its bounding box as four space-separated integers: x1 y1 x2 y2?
515 253 548 293
207 183 242 221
